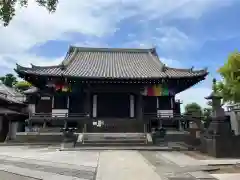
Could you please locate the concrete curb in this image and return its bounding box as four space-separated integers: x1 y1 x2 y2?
0 143 61 146
58 146 193 151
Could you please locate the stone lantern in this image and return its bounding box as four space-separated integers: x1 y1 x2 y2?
200 79 235 157
204 78 232 135
205 92 224 118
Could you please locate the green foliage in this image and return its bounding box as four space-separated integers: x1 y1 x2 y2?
215 52 240 103
203 108 211 118
202 108 212 128
0 73 17 87
15 80 32 91
184 102 202 117
0 0 58 26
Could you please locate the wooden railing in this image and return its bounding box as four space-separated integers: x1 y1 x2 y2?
26 112 205 133
30 112 89 118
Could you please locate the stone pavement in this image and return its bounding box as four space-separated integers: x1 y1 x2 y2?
0 146 98 180
0 146 162 180
212 173 240 180
140 151 240 180
140 151 218 180
0 146 240 180
96 151 161 180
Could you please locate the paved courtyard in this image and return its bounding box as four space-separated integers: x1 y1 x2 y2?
0 146 238 180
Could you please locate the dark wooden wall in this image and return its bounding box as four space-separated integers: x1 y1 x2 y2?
143 96 157 114
158 96 172 110
69 93 85 113
143 96 172 114
96 93 131 118
35 97 52 113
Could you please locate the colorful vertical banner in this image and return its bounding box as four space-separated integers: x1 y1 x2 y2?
54 83 72 92
141 85 172 96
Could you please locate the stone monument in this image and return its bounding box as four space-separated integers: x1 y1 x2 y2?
200 79 236 157
226 103 240 135
184 110 205 147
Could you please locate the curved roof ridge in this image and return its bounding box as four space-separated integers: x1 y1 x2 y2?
30 63 63 69
148 51 165 69
16 63 32 71
69 45 156 53
165 66 208 73
62 46 80 67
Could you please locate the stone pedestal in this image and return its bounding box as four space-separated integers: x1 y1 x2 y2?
8 121 18 140
61 142 74 149
60 127 77 149
200 134 240 158
200 115 237 157
199 86 238 157
185 128 201 146
185 120 202 147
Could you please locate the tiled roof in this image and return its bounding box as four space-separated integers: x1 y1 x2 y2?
0 107 23 115
15 46 208 79
0 82 26 104
23 87 39 94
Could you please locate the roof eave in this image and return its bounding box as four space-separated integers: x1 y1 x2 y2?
14 70 208 80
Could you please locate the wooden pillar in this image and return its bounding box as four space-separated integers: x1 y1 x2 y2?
170 96 174 109
92 94 97 118
130 94 135 118
84 89 91 117
136 94 143 121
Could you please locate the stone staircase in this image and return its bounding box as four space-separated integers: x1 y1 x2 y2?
75 133 150 146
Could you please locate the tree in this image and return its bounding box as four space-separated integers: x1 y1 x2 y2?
203 108 211 118
184 102 202 117
215 51 240 103
15 80 32 91
0 73 17 87
0 0 58 26
202 108 212 128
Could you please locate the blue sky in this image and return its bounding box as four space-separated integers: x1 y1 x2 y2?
0 0 239 109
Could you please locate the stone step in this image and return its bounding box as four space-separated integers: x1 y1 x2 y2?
83 137 146 141
83 133 146 138
78 133 148 146
78 143 147 146
83 139 146 143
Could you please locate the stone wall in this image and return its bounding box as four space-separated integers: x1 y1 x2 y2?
13 133 63 143
226 111 240 135
200 135 240 158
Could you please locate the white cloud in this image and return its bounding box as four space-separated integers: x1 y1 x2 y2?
133 0 232 20
0 0 233 55
176 87 212 112
160 57 183 68
0 0 234 88
154 27 194 51
0 53 64 69
122 25 195 53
